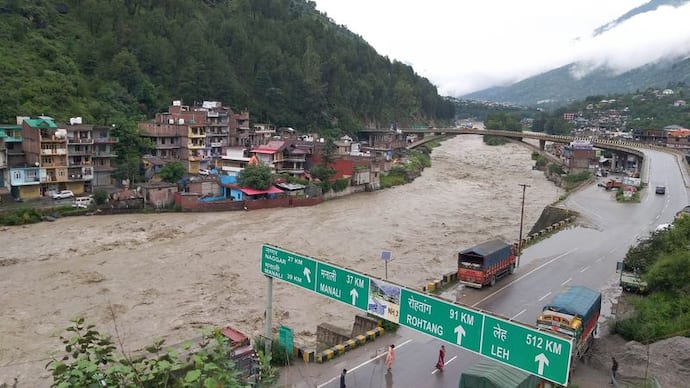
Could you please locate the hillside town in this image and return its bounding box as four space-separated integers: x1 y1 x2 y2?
0 100 404 210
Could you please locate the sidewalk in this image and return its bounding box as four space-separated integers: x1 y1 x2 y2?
275 333 399 388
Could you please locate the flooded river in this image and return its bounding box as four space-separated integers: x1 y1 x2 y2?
0 135 563 386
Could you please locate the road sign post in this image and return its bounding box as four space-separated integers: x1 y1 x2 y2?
480 315 572 384
315 261 370 310
398 289 483 353
260 244 573 385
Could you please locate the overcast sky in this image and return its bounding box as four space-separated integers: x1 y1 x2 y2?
312 0 690 97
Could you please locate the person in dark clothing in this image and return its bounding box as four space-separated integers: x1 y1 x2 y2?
340 368 347 388
611 356 618 384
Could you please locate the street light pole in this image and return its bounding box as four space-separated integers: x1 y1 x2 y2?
517 183 530 268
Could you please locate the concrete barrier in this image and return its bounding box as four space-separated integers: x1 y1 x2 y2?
315 327 385 363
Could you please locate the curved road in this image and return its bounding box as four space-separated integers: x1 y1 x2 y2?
315 149 688 387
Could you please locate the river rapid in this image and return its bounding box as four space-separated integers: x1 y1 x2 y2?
0 134 563 386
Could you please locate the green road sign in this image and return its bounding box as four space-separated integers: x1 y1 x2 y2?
399 289 483 353
261 244 573 385
315 261 370 310
261 245 317 291
480 315 572 385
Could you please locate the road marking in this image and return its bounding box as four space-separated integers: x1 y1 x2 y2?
561 277 572 286
580 265 590 273
608 247 617 254
431 355 457 375
472 248 578 307
511 309 527 320
595 256 604 262
538 292 551 302
316 339 413 388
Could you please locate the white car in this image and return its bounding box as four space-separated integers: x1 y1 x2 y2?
199 169 210 176
51 190 75 199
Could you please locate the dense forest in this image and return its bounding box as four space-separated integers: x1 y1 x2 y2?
0 0 454 134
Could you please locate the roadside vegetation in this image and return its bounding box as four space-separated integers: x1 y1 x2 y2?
0 205 89 226
47 317 276 388
612 215 690 342
380 147 433 188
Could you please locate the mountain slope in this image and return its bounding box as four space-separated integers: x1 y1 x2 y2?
464 57 690 106
0 0 454 132
593 0 689 36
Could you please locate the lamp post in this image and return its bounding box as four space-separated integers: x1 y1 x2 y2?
517 183 530 268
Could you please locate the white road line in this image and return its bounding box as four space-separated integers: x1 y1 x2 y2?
561 277 572 286
608 247 617 254
538 292 551 302
316 339 413 388
595 256 604 262
511 309 527 320
580 265 590 273
471 248 578 307
431 355 458 375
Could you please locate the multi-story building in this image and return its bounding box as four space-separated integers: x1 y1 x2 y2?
64 118 118 189
139 100 250 174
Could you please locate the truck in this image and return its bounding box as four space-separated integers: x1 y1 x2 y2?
616 261 648 294
220 326 259 381
536 286 601 361
457 239 516 288
458 359 545 388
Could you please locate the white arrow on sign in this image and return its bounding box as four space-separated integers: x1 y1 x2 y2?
454 325 466 346
303 267 311 283
534 353 549 375
350 289 358 305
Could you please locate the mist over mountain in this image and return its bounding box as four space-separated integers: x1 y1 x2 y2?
463 0 690 106
593 0 688 36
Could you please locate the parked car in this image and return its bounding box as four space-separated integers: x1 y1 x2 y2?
199 168 210 176
655 186 666 195
72 196 94 208
51 190 75 199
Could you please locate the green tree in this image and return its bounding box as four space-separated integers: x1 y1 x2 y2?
46 318 249 387
112 121 154 183
93 189 108 205
238 163 272 190
159 161 186 183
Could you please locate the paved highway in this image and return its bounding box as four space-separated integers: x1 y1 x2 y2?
314 149 688 387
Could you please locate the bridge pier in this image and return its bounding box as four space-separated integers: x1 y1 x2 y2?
539 139 546 150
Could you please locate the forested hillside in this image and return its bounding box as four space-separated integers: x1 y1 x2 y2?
0 0 454 133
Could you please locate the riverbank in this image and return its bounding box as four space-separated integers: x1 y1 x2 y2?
0 135 564 387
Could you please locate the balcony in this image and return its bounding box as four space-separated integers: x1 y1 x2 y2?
94 137 119 143
93 151 117 157
68 137 93 144
41 148 68 155
68 148 91 156
93 165 116 171
187 142 205 149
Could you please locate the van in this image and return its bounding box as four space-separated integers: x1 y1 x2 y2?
72 196 93 208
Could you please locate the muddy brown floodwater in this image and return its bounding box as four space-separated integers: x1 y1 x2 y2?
0 135 563 386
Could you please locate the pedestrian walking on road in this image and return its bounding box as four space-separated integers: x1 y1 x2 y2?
385 344 395 371
611 356 618 384
340 368 347 388
436 345 446 371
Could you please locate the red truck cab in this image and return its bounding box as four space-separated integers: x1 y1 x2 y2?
221 327 258 380
457 239 516 288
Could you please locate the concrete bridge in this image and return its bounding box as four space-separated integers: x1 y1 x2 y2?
359 127 657 178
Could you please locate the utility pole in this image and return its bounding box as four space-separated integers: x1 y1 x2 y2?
517 183 530 268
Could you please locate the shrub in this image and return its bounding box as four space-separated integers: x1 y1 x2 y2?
332 178 349 192
483 135 508 145
253 336 293 366
93 189 108 205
